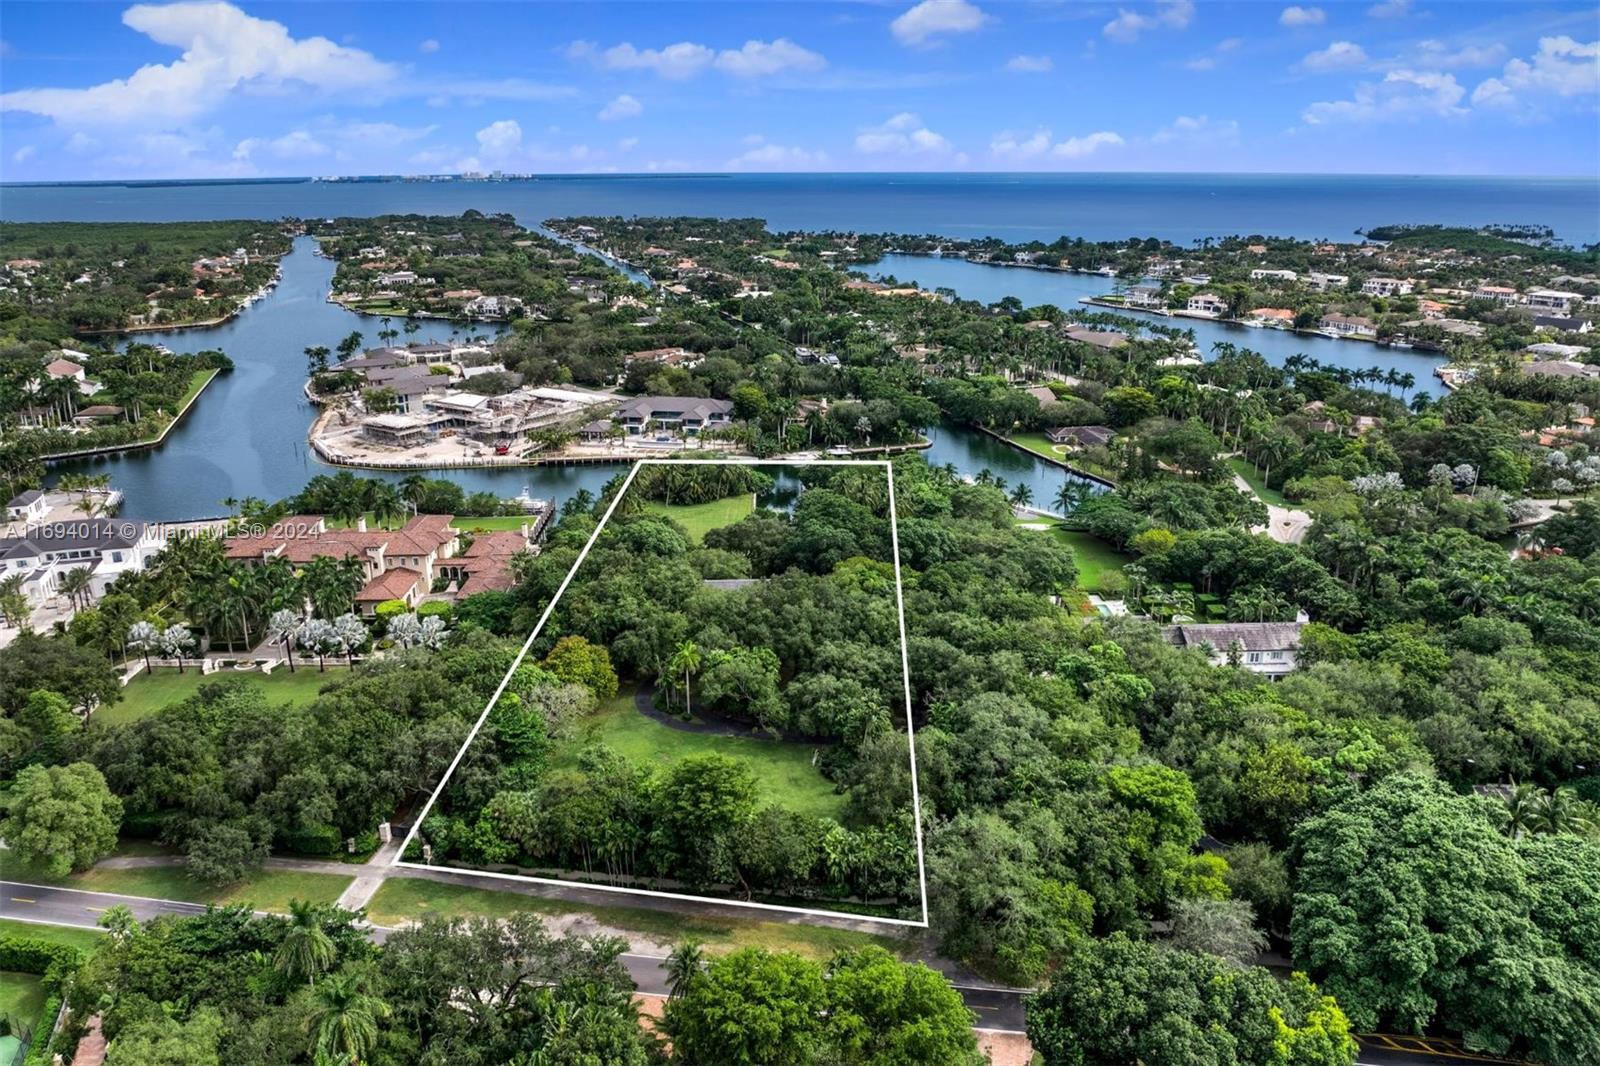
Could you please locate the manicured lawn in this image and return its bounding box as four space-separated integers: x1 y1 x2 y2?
1006 431 1066 462
6 860 352 912
1058 530 1133 588
365 878 909 960
644 494 756 544
0 971 45 1025
98 667 336 728
452 515 538 532
0 920 102 953
558 690 847 819
1227 457 1292 508
1005 433 1119 482
177 367 219 408
1017 520 1133 589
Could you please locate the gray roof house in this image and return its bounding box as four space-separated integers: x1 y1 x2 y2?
1046 425 1115 447
1165 621 1305 678
612 396 735 437
0 519 164 608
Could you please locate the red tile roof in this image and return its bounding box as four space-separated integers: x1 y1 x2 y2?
356 567 422 602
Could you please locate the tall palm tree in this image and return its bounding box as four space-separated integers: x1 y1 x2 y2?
1499 781 1543 840
666 640 702 716
1009 482 1033 509
276 899 337 986
127 620 160 671
304 965 389 1064
665 940 705 1001
58 567 94 611
266 609 303 672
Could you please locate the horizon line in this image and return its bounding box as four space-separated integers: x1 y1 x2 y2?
3 169 1598 188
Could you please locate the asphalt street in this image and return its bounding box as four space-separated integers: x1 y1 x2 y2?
0 880 1528 1063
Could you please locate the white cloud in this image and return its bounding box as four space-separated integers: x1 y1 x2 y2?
475 119 523 158
572 37 825 79
419 38 440 54
1280 6 1325 26
890 0 988 47
1402 40 1507 70
1303 69 1466 124
713 38 826 76
232 129 328 162
855 112 955 154
1472 36 1599 108
991 127 1123 160
1006 54 1052 73
1367 0 1410 17
1300 41 1369 72
1150 114 1240 145
0 1 397 128
1103 1 1194 43
727 135 828 169
598 94 643 121
616 137 639 151
595 41 715 79
13 145 36 163
990 128 1054 159
1186 56 1217 71
1053 130 1125 158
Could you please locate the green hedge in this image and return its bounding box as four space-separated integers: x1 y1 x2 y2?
417 600 453 619
0 935 81 976
278 824 343 857
1 935 85 1066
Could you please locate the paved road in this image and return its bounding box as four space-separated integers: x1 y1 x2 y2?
2 880 1028 1026
1 881 1528 1063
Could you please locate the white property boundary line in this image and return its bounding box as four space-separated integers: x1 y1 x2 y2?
393 457 932 929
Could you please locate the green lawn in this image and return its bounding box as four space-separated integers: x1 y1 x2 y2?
177 367 219 409
0 920 102 953
98 667 336 728
365 878 908 961
645 494 756 544
1016 520 1133 589
1227 457 1292 508
6 861 352 912
1005 433 1120 482
452 515 538 532
558 690 846 819
0 971 45 1025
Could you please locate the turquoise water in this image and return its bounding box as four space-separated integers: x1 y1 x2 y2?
6 173 1597 245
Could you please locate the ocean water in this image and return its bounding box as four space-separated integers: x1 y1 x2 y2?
4 173 1598 246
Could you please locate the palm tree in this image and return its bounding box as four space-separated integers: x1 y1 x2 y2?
332 613 369 666
0 573 31 633
665 940 705 1001
1009 482 1033 509
277 899 337 986
158 624 195 673
266 609 303 672
1499 781 1543 840
127 620 160 671
666 640 702 716
1535 786 1592 836
304 965 389 1064
58 567 94 611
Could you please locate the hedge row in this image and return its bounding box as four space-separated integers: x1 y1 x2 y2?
1 935 87 1066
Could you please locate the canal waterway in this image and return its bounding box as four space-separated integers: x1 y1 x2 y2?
867 253 1450 384
55 237 1095 518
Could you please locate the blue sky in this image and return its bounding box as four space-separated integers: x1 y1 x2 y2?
1 1 1596 180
